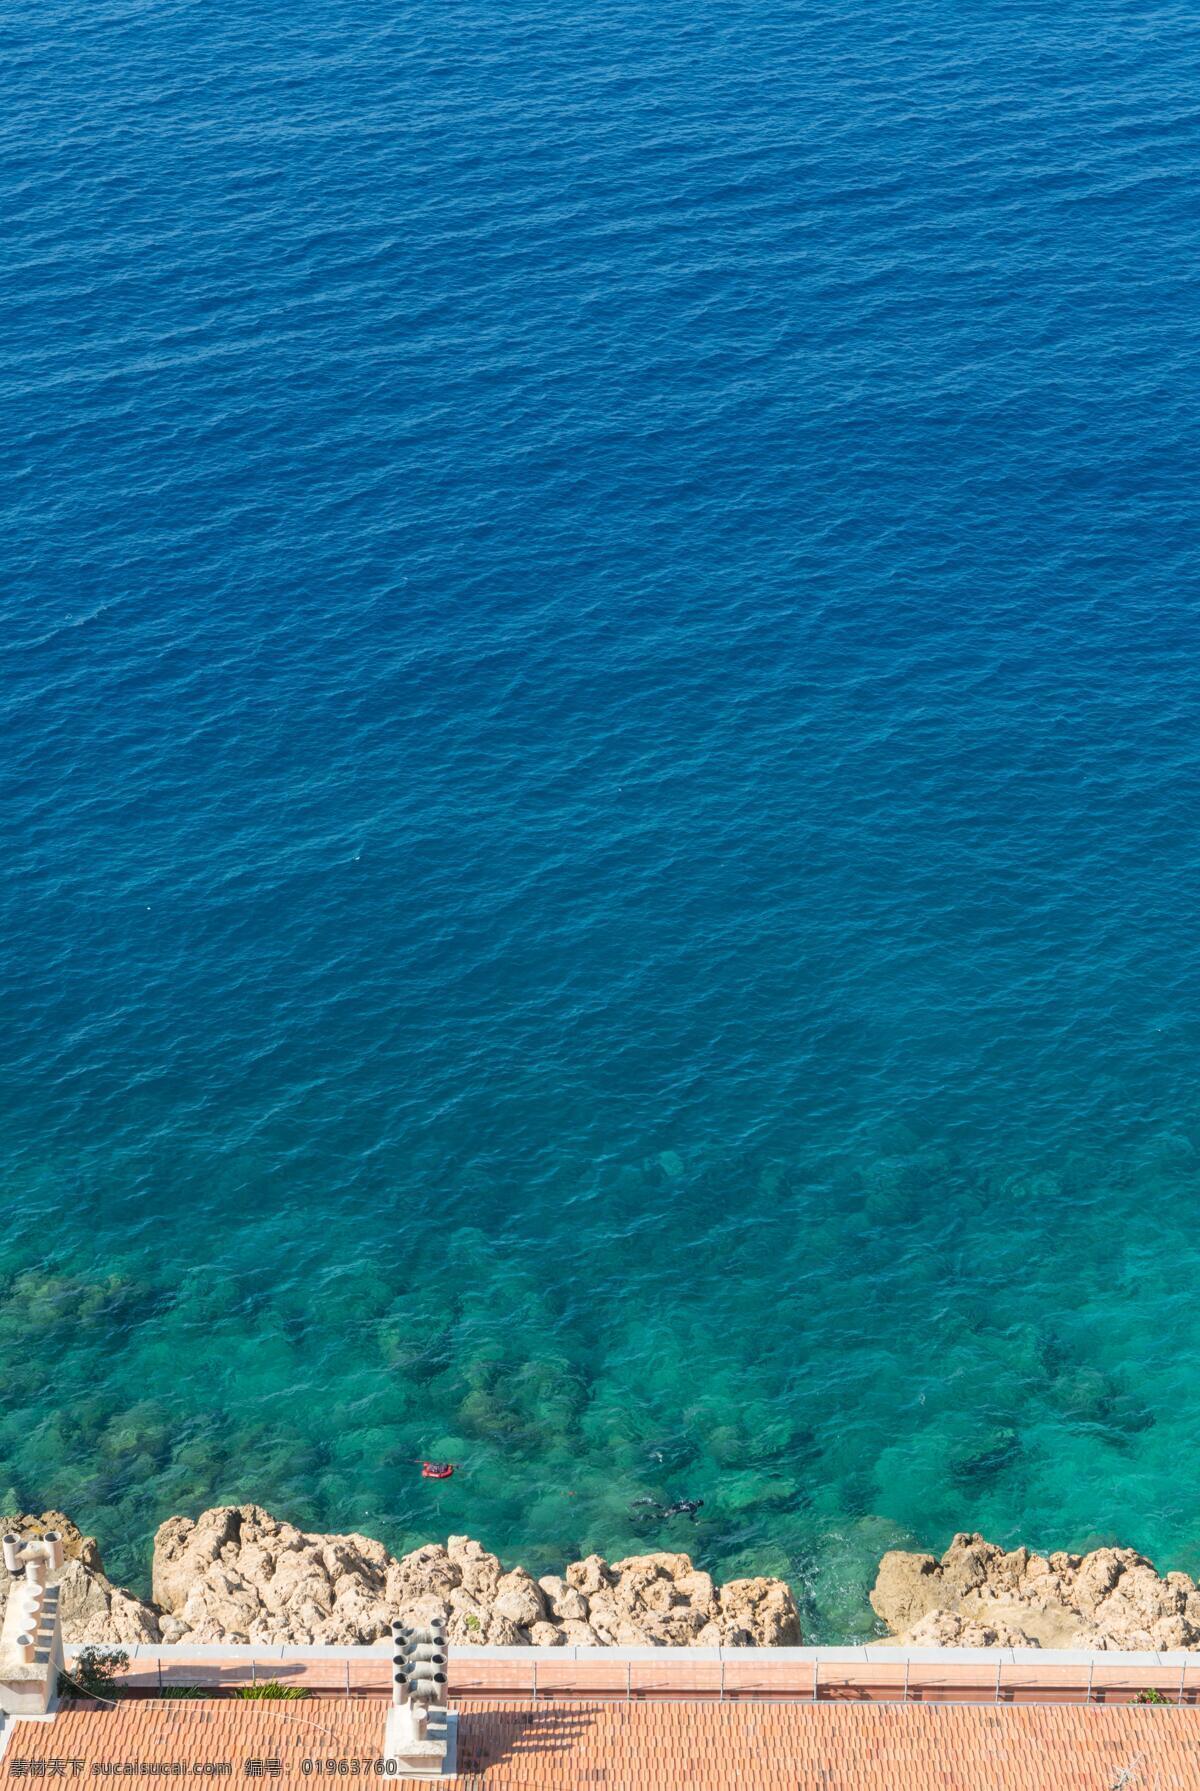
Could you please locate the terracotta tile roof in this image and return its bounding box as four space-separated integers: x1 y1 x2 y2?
6 1698 1200 1788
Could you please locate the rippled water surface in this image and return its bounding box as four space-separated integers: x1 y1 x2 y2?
4 0 1200 1633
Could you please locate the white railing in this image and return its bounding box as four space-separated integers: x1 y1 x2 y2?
72 1642 1200 1708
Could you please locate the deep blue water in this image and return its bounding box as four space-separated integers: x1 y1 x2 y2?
4 0 1200 1636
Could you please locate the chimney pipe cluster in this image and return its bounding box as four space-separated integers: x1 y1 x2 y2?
383 1618 457 1778
2 1533 65 1577
0 1532 66 1716
390 1619 448 1718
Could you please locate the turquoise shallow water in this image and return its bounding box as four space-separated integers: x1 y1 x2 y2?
4 0 1200 1635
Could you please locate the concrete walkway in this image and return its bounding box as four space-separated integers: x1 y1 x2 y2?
102 1644 1200 1706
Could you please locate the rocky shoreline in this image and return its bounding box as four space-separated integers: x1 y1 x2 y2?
1 1507 799 1649
871 1532 1200 1651
8 1508 1200 1653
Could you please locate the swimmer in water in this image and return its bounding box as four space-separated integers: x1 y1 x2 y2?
659 1498 703 1520
630 1496 704 1521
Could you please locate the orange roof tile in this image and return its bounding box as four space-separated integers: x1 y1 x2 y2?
5 1698 1200 1788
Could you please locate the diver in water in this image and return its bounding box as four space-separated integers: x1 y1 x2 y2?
659 1498 703 1520
630 1496 704 1521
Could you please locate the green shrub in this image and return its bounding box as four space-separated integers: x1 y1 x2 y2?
1134 1688 1170 1705
60 1647 129 1703
236 1683 309 1701
160 1686 207 1699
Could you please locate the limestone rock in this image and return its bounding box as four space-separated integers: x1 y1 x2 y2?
1 1504 802 1651
445 1608 485 1645
871 1532 1200 1651
538 1575 589 1622
152 1507 241 1614
492 1568 546 1629
870 1550 942 1634
386 1543 459 1612
566 1554 612 1598
717 1577 802 1646
150 1508 801 1647
447 1535 503 1600
583 1552 801 1648
152 1506 394 1645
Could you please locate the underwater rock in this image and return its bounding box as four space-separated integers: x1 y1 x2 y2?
871 1532 1200 1650
0 1510 161 1644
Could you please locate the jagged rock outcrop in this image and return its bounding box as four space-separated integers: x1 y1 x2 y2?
1 1505 801 1647
554 1550 799 1647
872 1532 1200 1650
22 1504 1200 1654
0 1511 161 1644
149 1506 802 1647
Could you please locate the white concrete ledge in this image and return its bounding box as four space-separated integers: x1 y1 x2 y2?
76 1641 1200 1669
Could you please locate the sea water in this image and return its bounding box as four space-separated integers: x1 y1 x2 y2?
3 0 1200 1635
